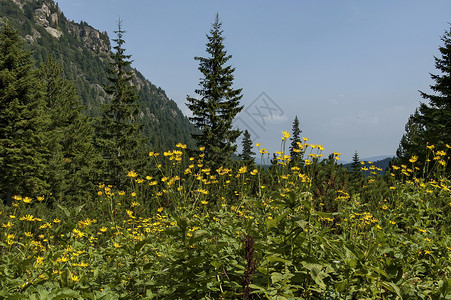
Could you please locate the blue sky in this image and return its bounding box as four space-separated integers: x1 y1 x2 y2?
56 0 451 161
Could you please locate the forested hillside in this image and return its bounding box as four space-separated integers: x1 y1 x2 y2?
0 0 196 150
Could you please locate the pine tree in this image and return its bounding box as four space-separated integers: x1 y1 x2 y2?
95 19 145 187
239 130 256 167
186 14 243 167
0 21 49 205
40 56 100 204
289 116 303 166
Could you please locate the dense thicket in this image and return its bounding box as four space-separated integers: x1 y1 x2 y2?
0 21 49 205
40 56 100 204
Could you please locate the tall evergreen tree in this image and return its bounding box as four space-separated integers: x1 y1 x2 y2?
398 25 451 174
350 151 363 182
186 14 243 167
239 130 256 167
417 26 451 147
395 110 426 167
289 115 303 165
95 19 145 187
40 56 100 204
0 21 49 205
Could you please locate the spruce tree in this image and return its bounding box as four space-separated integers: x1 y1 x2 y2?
398 25 451 174
417 26 451 147
95 19 145 187
239 130 256 167
289 115 303 165
395 110 426 168
350 151 363 182
0 21 49 205
40 56 100 204
186 14 243 167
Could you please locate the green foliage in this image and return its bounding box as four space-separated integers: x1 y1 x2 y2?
350 151 364 183
186 14 243 167
95 20 147 187
39 56 100 205
1 139 450 299
289 115 303 166
397 25 451 176
0 21 49 204
239 130 256 167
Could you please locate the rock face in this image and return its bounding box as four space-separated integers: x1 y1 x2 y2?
11 0 109 51
66 22 110 53
33 2 62 38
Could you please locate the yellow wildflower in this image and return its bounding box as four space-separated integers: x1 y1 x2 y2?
127 170 138 178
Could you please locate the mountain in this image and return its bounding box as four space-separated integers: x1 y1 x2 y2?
342 157 393 176
0 0 196 150
339 155 392 165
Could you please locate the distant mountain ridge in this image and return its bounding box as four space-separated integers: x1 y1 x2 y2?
0 0 196 150
341 157 393 176
339 155 393 165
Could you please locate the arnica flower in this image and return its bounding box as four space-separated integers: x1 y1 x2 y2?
238 166 247 174
127 170 138 178
256 143 261 147
23 197 32 204
20 215 35 222
281 131 290 141
35 256 44 266
70 275 80 282
2 221 13 228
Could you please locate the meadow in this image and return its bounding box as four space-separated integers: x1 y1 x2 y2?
1 133 450 299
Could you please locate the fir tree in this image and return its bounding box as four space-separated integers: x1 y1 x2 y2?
398 25 451 174
417 26 451 147
395 110 426 169
289 115 303 166
40 56 100 204
186 14 243 167
239 130 256 167
95 19 145 187
0 21 49 205
350 151 363 182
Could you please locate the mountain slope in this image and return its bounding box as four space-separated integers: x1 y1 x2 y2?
0 0 196 150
